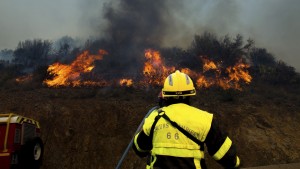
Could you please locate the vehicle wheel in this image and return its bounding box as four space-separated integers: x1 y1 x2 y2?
19 137 44 169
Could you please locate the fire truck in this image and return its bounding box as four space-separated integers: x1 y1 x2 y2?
0 114 44 169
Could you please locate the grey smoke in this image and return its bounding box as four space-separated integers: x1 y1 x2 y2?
0 0 299 71
82 0 300 71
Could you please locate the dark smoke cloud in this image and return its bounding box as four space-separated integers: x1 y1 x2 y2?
86 0 242 49
81 0 300 71
103 0 175 46
85 0 182 76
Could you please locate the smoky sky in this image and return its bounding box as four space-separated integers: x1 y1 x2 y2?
98 0 177 49
0 0 299 71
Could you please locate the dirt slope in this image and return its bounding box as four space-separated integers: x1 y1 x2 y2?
0 83 299 169
243 162 300 169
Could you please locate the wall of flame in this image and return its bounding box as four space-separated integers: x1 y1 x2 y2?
42 49 252 90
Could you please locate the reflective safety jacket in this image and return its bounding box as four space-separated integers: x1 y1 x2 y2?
133 103 240 169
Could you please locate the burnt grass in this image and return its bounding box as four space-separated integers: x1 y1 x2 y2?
0 82 300 169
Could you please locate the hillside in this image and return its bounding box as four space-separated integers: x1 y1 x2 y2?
0 81 299 169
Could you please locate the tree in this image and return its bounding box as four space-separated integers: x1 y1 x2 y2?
189 32 221 60
189 32 253 69
13 39 52 69
219 34 243 66
250 48 276 67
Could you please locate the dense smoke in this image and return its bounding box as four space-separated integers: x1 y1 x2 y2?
103 0 174 47
80 0 300 71
85 0 182 77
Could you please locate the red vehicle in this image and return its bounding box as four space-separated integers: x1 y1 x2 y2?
0 114 44 169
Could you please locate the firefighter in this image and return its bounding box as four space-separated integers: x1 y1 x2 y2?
133 70 240 169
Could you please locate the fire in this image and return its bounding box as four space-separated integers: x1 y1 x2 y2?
181 68 213 88
44 50 107 87
226 60 252 84
202 57 218 72
224 60 252 90
119 78 133 87
42 48 252 90
142 49 175 86
181 58 252 90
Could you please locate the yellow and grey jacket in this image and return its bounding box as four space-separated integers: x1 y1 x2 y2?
133 103 240 169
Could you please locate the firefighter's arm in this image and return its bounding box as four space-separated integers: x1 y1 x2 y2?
132 130 152 157
205 118 241 168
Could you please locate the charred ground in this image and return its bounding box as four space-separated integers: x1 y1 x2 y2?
0 80 299 169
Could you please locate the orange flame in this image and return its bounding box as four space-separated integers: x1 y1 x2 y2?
142 49 175 86
43 48 252 90
119 78 133 87
182 58 252 90
224 60 252 90
181 67 213 88
202 57 218 72
44 50 107 87
226 60 252 83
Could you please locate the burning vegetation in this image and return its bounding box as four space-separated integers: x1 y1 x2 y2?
44 50 107 87
43 48 252 90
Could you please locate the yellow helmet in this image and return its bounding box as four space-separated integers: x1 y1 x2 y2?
162 70 196 97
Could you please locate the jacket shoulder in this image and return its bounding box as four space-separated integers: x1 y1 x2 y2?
143 108 159 136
